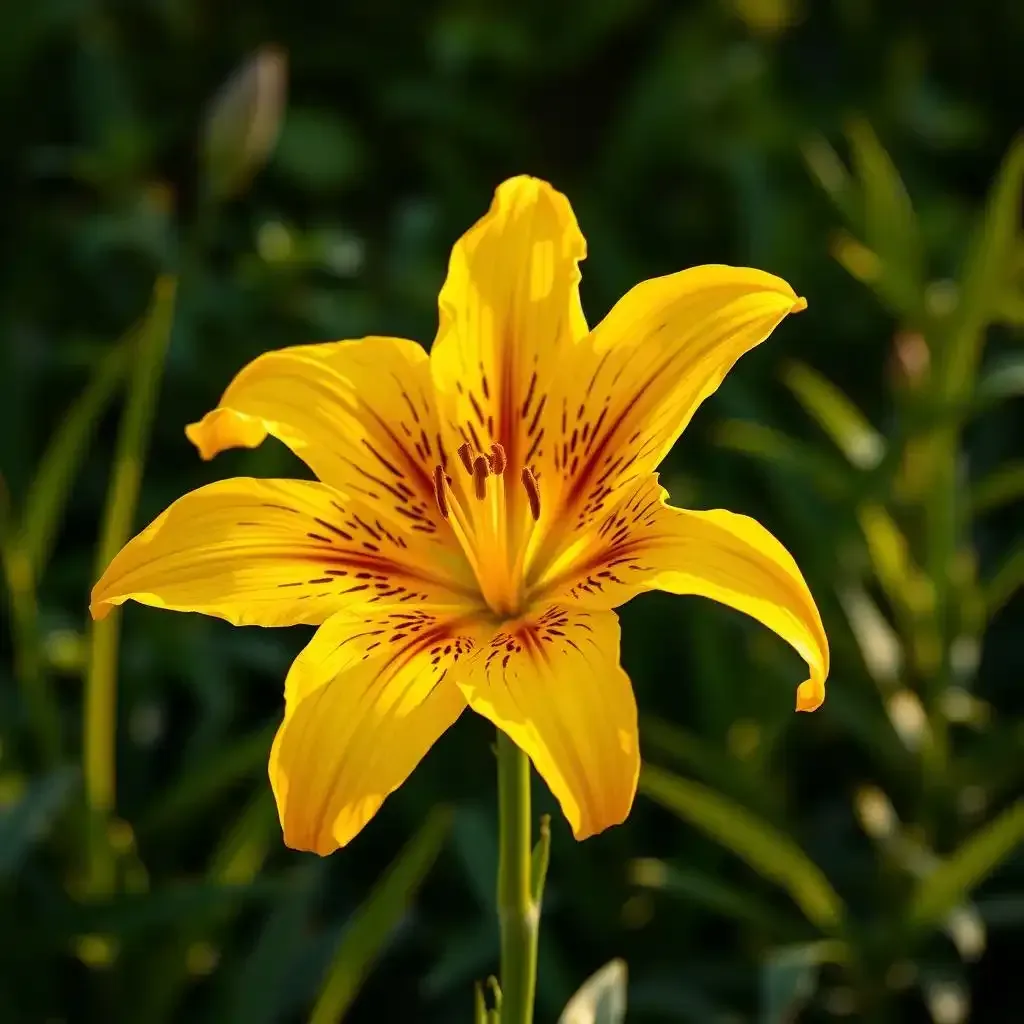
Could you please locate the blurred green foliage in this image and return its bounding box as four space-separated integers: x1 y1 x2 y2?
1 1 1022 1022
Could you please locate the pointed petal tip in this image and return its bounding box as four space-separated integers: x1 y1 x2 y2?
796 678 825 712
792 295 808 313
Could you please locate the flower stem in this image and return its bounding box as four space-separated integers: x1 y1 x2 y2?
496 730 539 1024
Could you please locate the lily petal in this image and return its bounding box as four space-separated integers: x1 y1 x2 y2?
458 605 639 839
430 175 588 523
185 336 454 542
90 477 473 626
535 476 829 711
532 265 804 568
270 608 474 853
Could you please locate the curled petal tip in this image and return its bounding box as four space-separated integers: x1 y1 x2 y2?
795 678 825 713
185 408 267 461
792 295 808 313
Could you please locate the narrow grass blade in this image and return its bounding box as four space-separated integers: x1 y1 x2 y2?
782 362 885 471
307 806 452 1024
22 337 133 580
83 275 177 895
640 765 845 933
909 801 1024 931
943 134 1024 394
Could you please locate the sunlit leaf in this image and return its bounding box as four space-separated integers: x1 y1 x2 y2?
782 362 885 470
307 806 452 1024
558 959 627 1024
975 352 1024 408
944 134 1024 392
908 801 1024 931
857 503 932 616
836 584 903 687
639 766 845 932
802 136 858 224
846 118 924 316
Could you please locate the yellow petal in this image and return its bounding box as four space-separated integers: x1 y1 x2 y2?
430 176 588 528
270 608 474 853
458 605 639 839
90 477 473 626
185 336 454 542
534 476 828 711
531 265 804 570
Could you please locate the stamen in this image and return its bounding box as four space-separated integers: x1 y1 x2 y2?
488 442 507 475
473 456 489 500
432 465 449 519
457 443 475 475
521 467 541 521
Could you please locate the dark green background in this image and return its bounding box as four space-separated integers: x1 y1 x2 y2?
1 1 1022 1022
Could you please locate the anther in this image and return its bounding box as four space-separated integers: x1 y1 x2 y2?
488 442 507 475
521 467 541 520
432 465 449 519
457 443 475 475
473 456 489 500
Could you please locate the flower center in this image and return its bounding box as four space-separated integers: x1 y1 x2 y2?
432 442 541 616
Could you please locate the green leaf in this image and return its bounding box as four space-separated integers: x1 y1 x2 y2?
969 461 1024 515
908 801 1024 930
760 942 843 1024
21 339 131 580
846 118 924 316
983 543 1024 619
856 503 932 617
0 768 78 877
639 766 845 932
66 879 283 939
84 275 178 896
224 863 329 1024
208 789 281 885
713 420 854 498
782 362 885 470
943 134 1024 394
558 959 627 1024
140 722 276 836
630 859 796 934
641 715 779 815
802 136 858 225
307 806 453 1024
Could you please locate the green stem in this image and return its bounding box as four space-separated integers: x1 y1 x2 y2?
496 731 538 1024
83 275 177 896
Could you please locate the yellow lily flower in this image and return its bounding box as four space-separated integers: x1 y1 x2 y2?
91 176 828 855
